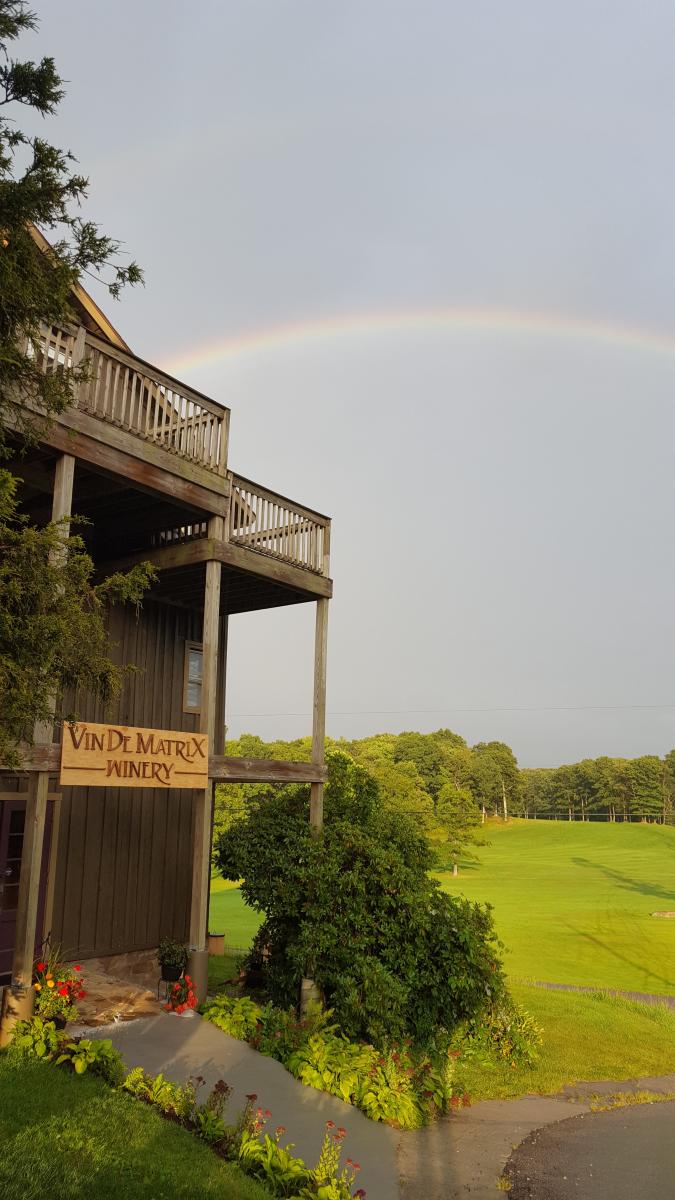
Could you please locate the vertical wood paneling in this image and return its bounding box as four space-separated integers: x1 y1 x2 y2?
52 600 200 958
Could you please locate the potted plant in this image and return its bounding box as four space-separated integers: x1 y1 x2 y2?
33 951 85 1028
163 973 198 1014
157 937 188 982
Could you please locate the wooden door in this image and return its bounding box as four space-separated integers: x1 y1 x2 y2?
0 800 52 983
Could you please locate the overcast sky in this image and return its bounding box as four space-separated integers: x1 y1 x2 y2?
25 2 675 766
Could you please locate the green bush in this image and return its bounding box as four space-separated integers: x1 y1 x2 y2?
9 1016 61 1062
199 995 264 1040
215 751 506 1048
56 1037 125 1085
456 998 543 1068
10 1019 124 1086
200 998 458 1129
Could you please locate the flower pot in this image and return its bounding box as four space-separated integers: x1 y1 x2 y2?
160 964 182 983
208 933 225 957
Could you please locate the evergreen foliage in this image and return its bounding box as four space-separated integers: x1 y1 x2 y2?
0 2 152 766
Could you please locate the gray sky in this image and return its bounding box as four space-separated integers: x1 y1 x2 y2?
25 2 675 766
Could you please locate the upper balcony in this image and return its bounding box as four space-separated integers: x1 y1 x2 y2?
20 323 331 599
35 321 230 477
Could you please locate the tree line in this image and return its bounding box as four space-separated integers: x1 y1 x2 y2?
217 730 675 831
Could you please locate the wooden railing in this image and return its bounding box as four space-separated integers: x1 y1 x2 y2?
34 324 229 475
228 473 330 576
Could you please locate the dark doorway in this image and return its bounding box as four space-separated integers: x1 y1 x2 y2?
0 799 53 984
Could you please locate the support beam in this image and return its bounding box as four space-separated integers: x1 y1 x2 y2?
309 597 329 835
2 747 328 783
189 517 223 999
209 757 327 784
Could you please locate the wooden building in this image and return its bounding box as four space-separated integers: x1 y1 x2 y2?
0 271 331 1004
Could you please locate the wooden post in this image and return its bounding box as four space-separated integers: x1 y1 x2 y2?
188 515 222 1001
309 598 329 835
301 597 329 1014
1 454 75 1044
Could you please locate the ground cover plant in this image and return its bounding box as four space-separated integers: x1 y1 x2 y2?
200 995 465 1128
6 1019 366 1199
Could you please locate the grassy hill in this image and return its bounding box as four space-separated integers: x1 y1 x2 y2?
208 819 675 995
440 819 675 995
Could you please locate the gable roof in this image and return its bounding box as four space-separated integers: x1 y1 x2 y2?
29 225 132 353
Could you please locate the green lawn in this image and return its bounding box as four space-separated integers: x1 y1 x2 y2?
208 876 262 950
209 820 675 996
461 983 675 1100
0 1057 271 1200
440 819 675 995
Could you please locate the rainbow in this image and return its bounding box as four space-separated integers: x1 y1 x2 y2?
165 306 675 376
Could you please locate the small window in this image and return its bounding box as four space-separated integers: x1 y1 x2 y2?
183 641 203 713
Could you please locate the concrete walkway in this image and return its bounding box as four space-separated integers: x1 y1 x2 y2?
96 1011 399 1199
397 1073 675 1199
89 1013 675 1199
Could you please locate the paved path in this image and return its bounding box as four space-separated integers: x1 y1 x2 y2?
397 1073 675 1199
88 1014 675 1199
396 1095 590 1200
526 980 675 1010
504 1101 675 1199
95 1011 399 1199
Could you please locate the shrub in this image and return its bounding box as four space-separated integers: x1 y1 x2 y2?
457 998 543 1068
201 998 459 1129
199 994 264 1040
33 949 85 1023
10 1019 124 1085
56 1036 125 1085
215 751 506 1048
157 937 189 973
9 1016 62 1062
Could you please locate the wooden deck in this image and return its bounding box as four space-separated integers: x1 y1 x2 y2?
27 324 331 584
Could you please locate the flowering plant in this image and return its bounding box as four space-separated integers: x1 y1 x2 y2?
164 973 197 1014
33 951 85 1023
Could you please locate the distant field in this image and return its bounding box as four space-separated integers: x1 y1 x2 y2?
441 820 675 995
208 876 262 950
208 820 675 995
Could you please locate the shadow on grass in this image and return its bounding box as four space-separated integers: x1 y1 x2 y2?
562 922 675 991
571 858 675 905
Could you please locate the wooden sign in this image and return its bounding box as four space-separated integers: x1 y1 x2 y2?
60 721 209 789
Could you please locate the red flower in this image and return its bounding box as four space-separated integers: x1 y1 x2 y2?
36 961 46 972
245 1094 257 1102
337 1126 346 1138
326 1120 335 1129
275 1126 286 1136
264 1109 271 1117
79 990 86 998
74 964 81 971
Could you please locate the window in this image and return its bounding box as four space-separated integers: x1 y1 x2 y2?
183 641 203 713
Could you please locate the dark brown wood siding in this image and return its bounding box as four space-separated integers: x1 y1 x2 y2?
50 600 205 958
